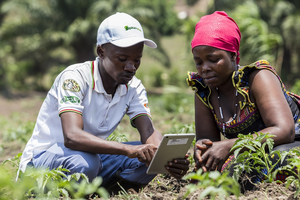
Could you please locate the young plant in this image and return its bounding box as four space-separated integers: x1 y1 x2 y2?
230 132 287 183
1 152 22 174
107 127 129 142
1 155 109 200
183 169 240 200
24 165 109 199
114 182 141 200
278 149 300 198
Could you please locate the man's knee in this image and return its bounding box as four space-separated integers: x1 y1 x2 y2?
66 153 101 181
33 146 102 181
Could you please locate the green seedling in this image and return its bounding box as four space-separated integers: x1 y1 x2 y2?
230 132 287 183
2 152 22 173
278 149 300 198
24 165 109 199
183 169 240 200
0 160 109 200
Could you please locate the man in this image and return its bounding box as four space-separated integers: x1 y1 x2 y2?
18 12 189 192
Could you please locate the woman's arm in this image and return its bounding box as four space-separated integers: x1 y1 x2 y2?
195 93 221 142
194 93 228 171
249 69 295 145
195 69 296 172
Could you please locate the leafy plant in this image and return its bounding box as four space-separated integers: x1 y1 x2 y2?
1 156 109 200
230 132 288 183
278 149 300 198
1 152 22 174
106 129 129 143
168 120 195 134
0 165 37 200
183 169 240 200
26 166 109 199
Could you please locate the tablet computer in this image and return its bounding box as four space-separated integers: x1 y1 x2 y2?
146 133 195 174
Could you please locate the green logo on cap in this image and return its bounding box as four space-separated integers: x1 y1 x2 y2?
124 26 141 32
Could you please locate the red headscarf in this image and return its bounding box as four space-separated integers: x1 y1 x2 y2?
191 11 241 64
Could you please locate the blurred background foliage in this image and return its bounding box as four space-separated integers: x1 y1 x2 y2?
1 0 300 94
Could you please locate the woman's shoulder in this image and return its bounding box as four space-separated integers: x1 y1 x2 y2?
186 71 206 89
186 71 211 107
234 60 279 85
239 60 276 74
187 71 202 83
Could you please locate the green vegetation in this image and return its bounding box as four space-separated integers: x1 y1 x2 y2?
183 169 240 200
182 132 300 199
1 155 109 200
279 149 300 198
1 0 300 93
1 0 300 199
230 132 287 183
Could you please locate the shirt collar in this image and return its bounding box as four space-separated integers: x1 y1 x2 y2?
91 57 128 96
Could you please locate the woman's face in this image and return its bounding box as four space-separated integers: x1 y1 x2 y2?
192 45 236 88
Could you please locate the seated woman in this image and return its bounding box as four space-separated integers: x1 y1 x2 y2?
187 11 300 189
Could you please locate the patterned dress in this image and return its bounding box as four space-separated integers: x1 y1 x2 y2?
187 60 300 185
187 60 300 140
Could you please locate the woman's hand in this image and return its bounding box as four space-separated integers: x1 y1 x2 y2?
194 139 213 172
195 140 232 172
165 154 190 179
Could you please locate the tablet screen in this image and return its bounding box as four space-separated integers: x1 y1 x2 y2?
146 133 195 174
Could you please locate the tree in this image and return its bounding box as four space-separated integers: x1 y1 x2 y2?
0 0 181 91
207 0 300 86
0 0 9 95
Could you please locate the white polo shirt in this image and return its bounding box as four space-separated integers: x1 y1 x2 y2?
19 57 151 172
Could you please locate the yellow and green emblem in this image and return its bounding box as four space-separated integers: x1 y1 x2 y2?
62 79 81 92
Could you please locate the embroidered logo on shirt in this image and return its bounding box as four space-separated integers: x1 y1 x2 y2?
60 96 81 104
62 79 81 92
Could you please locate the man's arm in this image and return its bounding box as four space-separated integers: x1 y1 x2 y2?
60 112 158 163
133 115 162 146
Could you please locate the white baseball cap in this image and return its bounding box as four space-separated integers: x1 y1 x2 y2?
97 12 157 48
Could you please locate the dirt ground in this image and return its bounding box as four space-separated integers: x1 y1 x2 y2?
107 174 299 200
0 93 299 200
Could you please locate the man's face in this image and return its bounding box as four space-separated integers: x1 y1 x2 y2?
98 42 144 84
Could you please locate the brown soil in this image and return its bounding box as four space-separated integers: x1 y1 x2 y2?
107 175 299 200
0 93 299 200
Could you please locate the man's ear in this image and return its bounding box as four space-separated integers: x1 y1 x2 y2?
97 45 105 59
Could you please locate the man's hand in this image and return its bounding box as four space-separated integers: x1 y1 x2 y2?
165 154 190 179
126 144 158 165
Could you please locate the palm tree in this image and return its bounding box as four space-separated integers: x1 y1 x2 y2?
0 0 180 91
208 0 300 85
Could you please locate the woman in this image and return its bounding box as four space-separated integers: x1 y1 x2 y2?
187 11 300 186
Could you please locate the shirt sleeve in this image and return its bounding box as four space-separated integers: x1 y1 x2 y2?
54 70 86 116
126 78 151 127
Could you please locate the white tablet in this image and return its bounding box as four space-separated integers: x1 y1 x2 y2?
146 133 195 174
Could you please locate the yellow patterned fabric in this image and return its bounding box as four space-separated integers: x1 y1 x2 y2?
187 60 300 139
